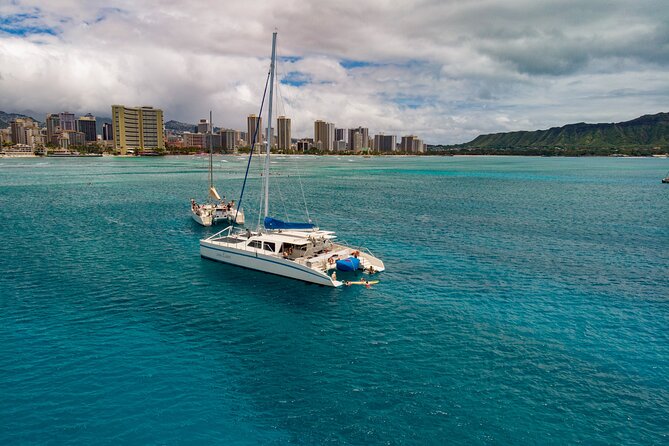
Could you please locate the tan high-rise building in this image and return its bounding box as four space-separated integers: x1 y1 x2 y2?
401 135 423 153
314 120 335 151
10 119 28 145
46 113 61 145
348 127 369 151
277 116 291 151
373 134 396 153
183 132 206 149
247 114 263 147
112 105 165 155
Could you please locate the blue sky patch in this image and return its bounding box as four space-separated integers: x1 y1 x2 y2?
386 94 432 109
279 55 302 63
280 71 311 87
0 12 58 36
340 59 377 69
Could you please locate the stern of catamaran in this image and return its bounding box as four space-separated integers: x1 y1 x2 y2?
234 209 245 225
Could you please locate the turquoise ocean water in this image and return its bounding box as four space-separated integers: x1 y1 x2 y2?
1 155 668 444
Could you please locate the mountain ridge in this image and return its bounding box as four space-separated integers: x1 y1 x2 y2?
457 112 669 150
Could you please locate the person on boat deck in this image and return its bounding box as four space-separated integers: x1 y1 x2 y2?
367 265 375 274
246 229 252 238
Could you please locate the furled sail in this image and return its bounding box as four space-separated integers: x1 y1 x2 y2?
209 186 221 200
264 217 314 230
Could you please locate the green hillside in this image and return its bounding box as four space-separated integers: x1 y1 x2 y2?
460 113 669 152
0 111 44 129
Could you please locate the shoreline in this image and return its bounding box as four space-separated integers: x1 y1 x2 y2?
2 153 668 159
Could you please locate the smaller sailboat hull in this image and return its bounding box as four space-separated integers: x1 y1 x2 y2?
191 210 213 226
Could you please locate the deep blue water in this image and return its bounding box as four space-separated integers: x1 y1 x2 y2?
1 155 668 444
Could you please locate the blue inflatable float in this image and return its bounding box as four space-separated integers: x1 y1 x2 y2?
336 256 360 272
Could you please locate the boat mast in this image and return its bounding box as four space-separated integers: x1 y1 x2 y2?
209 109 213 191
264 31 277 219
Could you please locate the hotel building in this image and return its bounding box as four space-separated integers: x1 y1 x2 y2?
348 127 369 152
183 132 205 149
197 119 211 134
102 123 113 141
111 105 165 155
246 114 263 147
46 114 61 145
221 129 237 153
400 135 424 153
373 134 396 153
77 114 97 142
314 120 335 151
277 116 291 151
58 112 76 132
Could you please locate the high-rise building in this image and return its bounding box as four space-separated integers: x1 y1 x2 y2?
247 114 263 147
102 123 113 141
296 140 311 152
112 105 165 155
46 114 60 145
373 134 396 153
77 114 97 142
205 133 222 151
197 119 211 134
58 112 76 132
360 128 369 150
401 135 424 153
314 120 335 151
348 127 369 151
10 118 43 148
25 126 44 148
326 123 335 151
269 127 276 148
277 116 291 151
221 129 237 153
67 131 86 147
183 132 206 149
334 140 347 151
335 128 346 144
10 119 28 145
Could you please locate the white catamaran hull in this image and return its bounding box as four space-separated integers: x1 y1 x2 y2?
200 241 337 287
191 211 213 226
214 209 245 225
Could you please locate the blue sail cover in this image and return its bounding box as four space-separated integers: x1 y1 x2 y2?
264 217 315 230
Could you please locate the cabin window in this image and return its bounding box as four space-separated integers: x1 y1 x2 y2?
263 242 276 252
247 240 262 249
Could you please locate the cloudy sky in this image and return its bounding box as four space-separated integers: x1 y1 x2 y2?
1 0 668 144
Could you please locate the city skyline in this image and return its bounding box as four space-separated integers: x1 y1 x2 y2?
1 1 668 144
1 105 425 154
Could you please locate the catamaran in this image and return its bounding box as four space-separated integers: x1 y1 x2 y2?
191 111 245 226
199 32 385 287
